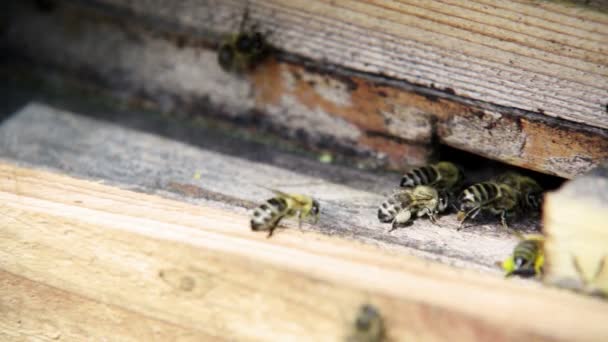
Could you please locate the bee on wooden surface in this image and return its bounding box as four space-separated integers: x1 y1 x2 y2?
250 189 319 237
400 161 463 192
500 234 544 278
378 185 449 231
494 172 544 211
217 9 270 74
346 304 385 342
456 181 519 230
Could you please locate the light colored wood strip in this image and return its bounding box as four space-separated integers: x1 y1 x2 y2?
438 0 608 41
266 9 600 115
0 270 218 341
509 0 608 27
368 0 607 67
1 161 608 341
397 0 606 63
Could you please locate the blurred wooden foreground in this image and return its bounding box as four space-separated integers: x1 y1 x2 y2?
1 161 608 341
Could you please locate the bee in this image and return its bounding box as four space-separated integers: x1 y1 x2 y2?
217 9 270 74
400 161 463 192
378 185 449 231
500 234 544 278
494 172 543 211
250 189 319 237
346 304 385 342
456 181 519 230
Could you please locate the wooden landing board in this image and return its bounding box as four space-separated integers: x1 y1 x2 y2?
1 161 608 341
0 102 536 272
4 1 607 177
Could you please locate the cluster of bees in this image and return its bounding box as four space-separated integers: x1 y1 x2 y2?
249 161 546 278
217 13 606 341
216 15 547 280
248 162 545 342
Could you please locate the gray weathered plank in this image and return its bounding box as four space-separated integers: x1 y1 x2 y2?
78 0 608 130
0 102 538 271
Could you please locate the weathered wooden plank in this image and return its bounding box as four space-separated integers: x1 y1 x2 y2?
4 1 607 177
0 102 529 271
1 161 608 341
543 162 608 297
79 0 608 130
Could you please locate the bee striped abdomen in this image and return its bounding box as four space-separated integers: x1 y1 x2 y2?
251 197 288 231
512 240 540 275
401 166 439 188
461 182 499 204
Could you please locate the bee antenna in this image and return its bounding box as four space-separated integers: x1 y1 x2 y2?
240 3 250 32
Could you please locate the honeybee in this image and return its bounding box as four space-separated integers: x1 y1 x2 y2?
500 234 544 278
346 304 385 342
250 189 319 237
378 185 449 231
494 172 543 211
400 161 463 192
456 181 519 230
217 9 270 74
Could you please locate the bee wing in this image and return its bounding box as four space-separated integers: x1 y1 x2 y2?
415 193 435 201
261 187 311 206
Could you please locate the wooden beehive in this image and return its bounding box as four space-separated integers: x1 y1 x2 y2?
1 0 608 341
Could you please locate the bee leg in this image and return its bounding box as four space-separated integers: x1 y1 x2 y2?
298 211 303 229
457 207 480 230
239 5 250 32
389 209 412 232
267 217 284 238
267 225 276 238
428 211 439 225
500 211 515 232
500 211 507 228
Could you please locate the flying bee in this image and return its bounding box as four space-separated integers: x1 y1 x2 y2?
494 172 544 211
500 233 544 278
378 185 449 231
346 304 385 342
250 189 319 237
456 181 519 230
400 161 463 192
217 8 270 74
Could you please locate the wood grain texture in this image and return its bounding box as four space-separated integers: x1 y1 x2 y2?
1 161 608 341
0 102 530 272
82 0 608 130
543 163 608 296
0 271 215 341
5 2 607 177
3 0 433 168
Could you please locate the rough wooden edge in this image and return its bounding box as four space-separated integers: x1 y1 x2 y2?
78 0 608 130
1 160 608 341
